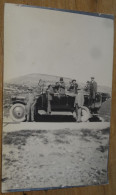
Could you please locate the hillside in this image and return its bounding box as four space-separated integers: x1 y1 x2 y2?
6 74 71 86
5 73 111 93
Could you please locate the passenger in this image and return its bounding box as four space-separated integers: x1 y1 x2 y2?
84 81 90 107
59 77 65 95
37 82 42 94
38 79 45 94
54 82 60 93
26 88 36 122
89 77 97 106
84 81 90 92
47 85 54 114
68 79 78 94
74 87 84 122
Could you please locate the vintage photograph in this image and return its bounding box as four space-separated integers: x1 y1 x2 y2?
2 3 114 192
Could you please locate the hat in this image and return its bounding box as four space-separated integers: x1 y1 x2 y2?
72 79 76 82
60 77 64 82
48 84 51 88
91 77 95 79
28 87 33 91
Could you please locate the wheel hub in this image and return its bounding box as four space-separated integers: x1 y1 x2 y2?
13 106 25 119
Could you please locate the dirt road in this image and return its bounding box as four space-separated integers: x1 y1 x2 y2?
2 122 110 192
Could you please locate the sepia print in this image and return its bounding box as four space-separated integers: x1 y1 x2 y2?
2 3 114 192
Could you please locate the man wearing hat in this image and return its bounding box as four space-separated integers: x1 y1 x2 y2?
89 77 97 106
26 87 36 122
74 86 84 122
68 79 78 94
54 82 60 93
59 77 65 95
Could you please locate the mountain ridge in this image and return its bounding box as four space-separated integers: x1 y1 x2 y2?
5 73 111 93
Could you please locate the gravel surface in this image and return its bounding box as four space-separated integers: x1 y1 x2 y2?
2 124 109 192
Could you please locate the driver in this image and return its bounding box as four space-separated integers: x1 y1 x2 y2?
59 77 65 95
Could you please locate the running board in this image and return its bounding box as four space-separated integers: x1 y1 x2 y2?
38 110 73 116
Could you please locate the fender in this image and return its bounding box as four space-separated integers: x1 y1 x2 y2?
81 106 91 122
12 100 26 105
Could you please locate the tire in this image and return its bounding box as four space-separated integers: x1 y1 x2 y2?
73 106 91 122
81 106 91 122
10 103 26 122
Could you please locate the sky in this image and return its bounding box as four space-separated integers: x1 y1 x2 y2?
4 3 114 87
